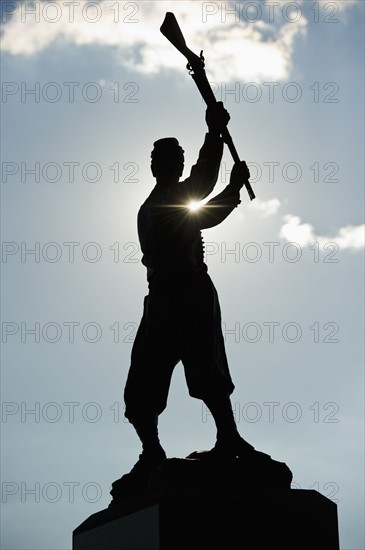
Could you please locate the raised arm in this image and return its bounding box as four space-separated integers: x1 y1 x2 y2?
180 103 230 201
192 161 251 229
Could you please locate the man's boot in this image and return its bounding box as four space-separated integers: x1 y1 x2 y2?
110 415 166 504
129 415 166 476
201 393 255 459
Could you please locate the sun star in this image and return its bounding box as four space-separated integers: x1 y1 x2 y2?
188 201 201 211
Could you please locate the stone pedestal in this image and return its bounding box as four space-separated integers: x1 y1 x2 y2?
73 488 339 550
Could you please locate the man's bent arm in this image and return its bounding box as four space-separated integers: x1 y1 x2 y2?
193 183 241 229
193 161 251 229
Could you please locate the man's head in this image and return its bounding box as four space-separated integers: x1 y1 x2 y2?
151 137 184 182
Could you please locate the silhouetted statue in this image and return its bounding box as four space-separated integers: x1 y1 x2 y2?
112 103 258 500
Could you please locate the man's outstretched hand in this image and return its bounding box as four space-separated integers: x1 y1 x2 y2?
206 101 230 135
230 161 251 190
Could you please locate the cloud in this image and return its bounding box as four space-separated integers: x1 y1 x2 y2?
279 215 365 250
248 197 281 217
1 0 308 82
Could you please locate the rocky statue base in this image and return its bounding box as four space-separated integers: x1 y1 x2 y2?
73 450 340 550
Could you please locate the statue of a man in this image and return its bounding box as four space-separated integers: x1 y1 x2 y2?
123 102 254 484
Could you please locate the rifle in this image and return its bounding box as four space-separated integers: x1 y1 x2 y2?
160 12 255 201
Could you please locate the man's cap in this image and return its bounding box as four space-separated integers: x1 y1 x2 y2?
151 138 184 160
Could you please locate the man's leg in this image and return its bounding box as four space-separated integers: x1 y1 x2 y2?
123 295 173 471
124 286 180 467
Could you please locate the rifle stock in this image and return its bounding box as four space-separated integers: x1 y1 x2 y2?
160 13 188 56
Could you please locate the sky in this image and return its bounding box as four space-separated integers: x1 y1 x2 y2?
1 0 364 548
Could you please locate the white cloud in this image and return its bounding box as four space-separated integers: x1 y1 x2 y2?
280 214 365 250
1 0 308 82
248 197 281 217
